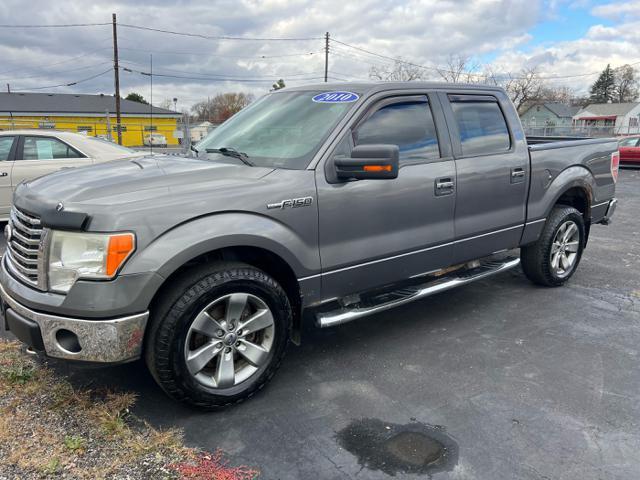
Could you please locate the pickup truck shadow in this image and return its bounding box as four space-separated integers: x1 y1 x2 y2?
44 268 529 428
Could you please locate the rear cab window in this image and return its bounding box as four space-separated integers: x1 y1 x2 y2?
448 94 511 157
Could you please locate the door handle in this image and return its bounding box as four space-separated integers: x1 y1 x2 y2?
511 167 525 183
435 177 455 196
0 172 7 177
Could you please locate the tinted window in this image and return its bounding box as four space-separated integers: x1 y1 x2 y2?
450 99 510 156
355 101 439 162
21 137 83 160
0 137 15 161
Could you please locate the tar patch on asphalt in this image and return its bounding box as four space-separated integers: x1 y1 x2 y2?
336 418 458 476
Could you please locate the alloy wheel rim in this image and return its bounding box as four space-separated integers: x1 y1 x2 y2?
184 293 275 389
550 220 580 278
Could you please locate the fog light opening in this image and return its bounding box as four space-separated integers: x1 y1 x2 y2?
55 329 82 353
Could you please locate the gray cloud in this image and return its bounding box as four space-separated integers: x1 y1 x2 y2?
0 0 635 107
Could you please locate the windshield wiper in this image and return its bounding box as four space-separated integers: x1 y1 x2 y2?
205 147 254 166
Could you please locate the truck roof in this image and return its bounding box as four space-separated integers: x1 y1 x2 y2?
283 81 507 95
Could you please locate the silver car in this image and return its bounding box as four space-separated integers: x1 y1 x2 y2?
0 130 145 220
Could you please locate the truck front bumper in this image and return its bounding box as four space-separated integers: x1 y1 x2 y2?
1 283 148 364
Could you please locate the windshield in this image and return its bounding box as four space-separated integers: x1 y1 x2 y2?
195 90 360 169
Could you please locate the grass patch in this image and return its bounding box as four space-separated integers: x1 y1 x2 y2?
0 339 259 479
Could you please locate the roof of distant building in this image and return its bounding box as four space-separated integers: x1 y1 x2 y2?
0 92 180 116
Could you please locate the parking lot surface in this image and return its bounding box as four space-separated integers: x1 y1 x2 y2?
2 169 639 479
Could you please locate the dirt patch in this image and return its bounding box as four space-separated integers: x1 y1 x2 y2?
0 340 259 480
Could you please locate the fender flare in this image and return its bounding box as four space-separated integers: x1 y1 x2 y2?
541 166 595 220
121 212 320 280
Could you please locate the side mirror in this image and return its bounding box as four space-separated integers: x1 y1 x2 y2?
334 144 399 180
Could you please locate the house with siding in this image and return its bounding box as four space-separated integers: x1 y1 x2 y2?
520 103 580 127
573 102 640 135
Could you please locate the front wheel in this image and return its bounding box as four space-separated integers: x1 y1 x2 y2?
145 262 292 409
521 206 585 287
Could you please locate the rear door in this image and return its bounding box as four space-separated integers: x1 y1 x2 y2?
440 91 529 263
0 135 18 218
316 92 456 300
12 135 93 189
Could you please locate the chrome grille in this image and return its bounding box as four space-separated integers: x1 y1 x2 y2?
5 207 45 290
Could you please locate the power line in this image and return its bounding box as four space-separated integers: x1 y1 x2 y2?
12 68 112 91
0 61 112 81
0 45 113 76
0 23 110 28
120 66 324 83
331 38 640 81
118 23 321 41
119 59 322 79
118 43 322 59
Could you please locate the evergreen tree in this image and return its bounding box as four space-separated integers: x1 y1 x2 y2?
271 79 286 91
589 65 616 103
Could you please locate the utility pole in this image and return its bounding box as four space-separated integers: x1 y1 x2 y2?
324 32 329 83
112 13 122 145
149 54 153 154
6 84 10 93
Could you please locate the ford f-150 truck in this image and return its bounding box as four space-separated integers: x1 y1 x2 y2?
0 82 618 408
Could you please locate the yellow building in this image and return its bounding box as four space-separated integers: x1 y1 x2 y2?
0 92 181 147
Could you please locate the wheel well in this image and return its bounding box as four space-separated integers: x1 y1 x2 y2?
150 246 303 343
556 187 590 219
555 186 591 244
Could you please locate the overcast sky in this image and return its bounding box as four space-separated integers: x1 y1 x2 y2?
0 0 638 110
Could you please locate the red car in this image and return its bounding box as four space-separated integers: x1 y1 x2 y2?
618 136 640 165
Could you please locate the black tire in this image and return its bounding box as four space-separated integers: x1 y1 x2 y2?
145 261 292 409
521 206 586 287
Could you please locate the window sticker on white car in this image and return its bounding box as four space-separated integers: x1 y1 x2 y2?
312 91 359 103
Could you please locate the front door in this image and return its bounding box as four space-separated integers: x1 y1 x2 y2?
12 135 94 197
316 93 456 301
440 92 529 263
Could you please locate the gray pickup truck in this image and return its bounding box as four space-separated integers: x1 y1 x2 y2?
1 82 618 408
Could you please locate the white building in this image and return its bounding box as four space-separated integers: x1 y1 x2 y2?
573 102 640 135
190 121 217 143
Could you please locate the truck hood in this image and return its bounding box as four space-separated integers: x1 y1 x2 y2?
14 154 276 231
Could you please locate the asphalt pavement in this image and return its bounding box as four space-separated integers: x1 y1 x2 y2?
2 169 640 479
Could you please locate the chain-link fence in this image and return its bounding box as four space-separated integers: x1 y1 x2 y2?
524 125 640 138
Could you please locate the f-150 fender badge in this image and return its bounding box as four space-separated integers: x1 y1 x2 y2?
267 197 314 210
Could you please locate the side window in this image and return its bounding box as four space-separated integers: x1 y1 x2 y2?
21 137 83 160
449 97 511 156
0 137 15 161
354 100 440 162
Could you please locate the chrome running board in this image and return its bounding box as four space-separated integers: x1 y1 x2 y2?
316 256 520 328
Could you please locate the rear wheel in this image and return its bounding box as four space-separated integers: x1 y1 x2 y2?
521 206 585 287
145 262 291 409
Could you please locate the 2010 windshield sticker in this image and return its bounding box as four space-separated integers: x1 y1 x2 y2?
312 91 359 103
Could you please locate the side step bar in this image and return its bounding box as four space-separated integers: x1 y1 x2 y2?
316 256 520 328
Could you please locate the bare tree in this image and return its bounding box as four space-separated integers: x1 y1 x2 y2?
158 98 173 110
614 65 639 103
191 93 255 123
437 55 482 83
502 67 544 115
369 60 423 81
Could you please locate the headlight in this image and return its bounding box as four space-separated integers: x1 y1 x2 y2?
48 231 135 293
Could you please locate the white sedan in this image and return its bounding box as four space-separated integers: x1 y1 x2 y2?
0 130 147 220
